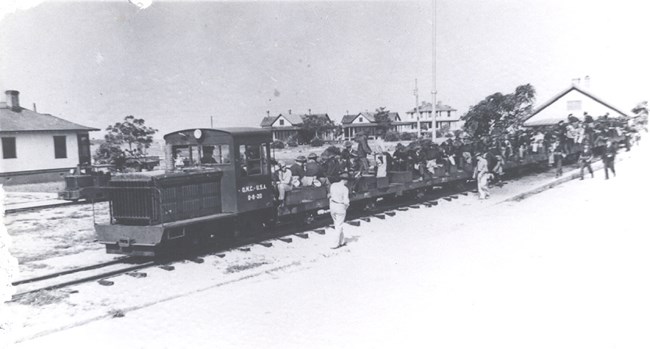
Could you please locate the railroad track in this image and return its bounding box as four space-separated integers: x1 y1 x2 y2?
5 200 91 215
11 257 157 301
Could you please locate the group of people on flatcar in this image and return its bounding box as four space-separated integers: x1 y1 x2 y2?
267 111 642 204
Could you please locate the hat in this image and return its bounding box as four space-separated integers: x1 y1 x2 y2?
308 153 318 160
344 141 353 148
295 155 307 162
339 172 350 180
278 160 286 168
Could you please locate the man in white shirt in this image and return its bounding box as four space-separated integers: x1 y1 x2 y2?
276 161 292 204
329 173 350 249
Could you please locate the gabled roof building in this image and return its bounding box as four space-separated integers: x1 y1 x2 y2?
260 111 334 142
1 90 99 184
523 85 628 127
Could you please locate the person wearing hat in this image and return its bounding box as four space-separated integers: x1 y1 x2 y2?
276 161 293 204
302 153 323 186
473 152 492 199
329 172 350 249
289 155 307 187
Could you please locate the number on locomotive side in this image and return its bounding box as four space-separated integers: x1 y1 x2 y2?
247 193 263 201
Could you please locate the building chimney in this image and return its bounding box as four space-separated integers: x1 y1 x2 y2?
584 75 591 90
5 90 20 111
308 108 312 115
266 110 270 117
33 103 37 112
571 78 581 87
288 109 292 115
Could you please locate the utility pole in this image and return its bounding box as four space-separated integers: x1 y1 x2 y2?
414 79 421 138
431 0 437 140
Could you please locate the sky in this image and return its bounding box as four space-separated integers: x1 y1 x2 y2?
0 0 648 137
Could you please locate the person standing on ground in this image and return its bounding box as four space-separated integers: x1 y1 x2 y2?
603 139 617 179
579 144 594 180
552 141 565 178
329 173 350 249
473 153 491 199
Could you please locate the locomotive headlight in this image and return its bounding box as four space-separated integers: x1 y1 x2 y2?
193 129 203 140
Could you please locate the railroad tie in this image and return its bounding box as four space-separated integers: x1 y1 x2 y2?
347 220 361 227
126 272 147 278
239 247 251 252
258 241 273 248
98 279 114 286
159 265 175 271
216 253 226 258
409 205 421 209
386 211 397 216
313 229 326 235
191 257 204 264
450 195 459 199
360 217 371 222
443 197 452 201
279 237 293 243
373 214 386 219
396 207 409 211
295 232 309 239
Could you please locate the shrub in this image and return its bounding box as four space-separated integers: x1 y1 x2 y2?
310 137 324 147
270 140 285 149
399 132 415 141
383 131 400 142
287 140 298 147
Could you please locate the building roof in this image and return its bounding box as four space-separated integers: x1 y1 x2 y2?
341 111 402 125
260 113 331 127
0 105 99 133
522 85 629 127
407 102 457 114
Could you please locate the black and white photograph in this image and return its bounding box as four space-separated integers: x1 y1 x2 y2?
1 0 649 347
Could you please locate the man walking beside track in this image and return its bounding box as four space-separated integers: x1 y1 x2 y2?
473 153 493 200
603 139 617 179
329 173 350 249
579 144 594 180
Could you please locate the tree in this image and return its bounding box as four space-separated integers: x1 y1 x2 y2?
374 107 393 138
462 84 536 142
94 115 158 167
632 101 648 126
299 114 334 143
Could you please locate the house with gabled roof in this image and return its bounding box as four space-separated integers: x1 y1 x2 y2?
523 85 628 127
340 111 409 140
406 101 461 133
1 90 99 184
260 110 334 142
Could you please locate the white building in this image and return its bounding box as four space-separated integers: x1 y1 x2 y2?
0 90 99 184
523 85 628 126
406 101 461 133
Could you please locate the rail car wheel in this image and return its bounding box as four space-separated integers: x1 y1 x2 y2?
301 212 316 226
363 201 376 212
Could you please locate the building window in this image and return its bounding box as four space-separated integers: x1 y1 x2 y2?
447 111 451 117
359 117 364 123
279 119 285 126
2 137 16 159
567 100 582 111
54 136 67 159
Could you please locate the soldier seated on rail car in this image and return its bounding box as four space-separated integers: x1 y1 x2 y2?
302 153 324 187
290 155 307 187
275 161 293 205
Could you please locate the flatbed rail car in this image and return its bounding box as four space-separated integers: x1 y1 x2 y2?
95 127 564 257
58 165 113 201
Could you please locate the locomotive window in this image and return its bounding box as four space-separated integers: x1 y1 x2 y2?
200 145 231 165
239 144 262 176
172 145 200 167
